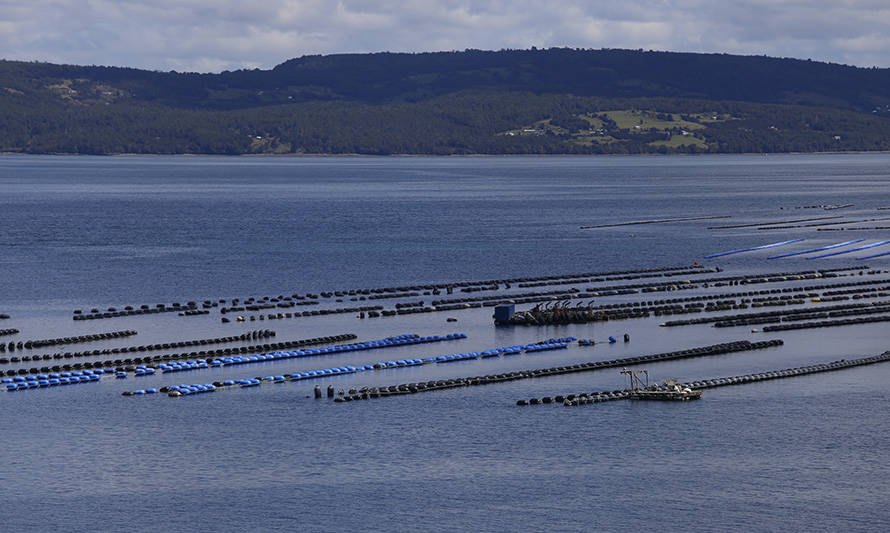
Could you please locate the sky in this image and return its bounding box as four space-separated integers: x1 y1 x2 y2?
1 0 888 72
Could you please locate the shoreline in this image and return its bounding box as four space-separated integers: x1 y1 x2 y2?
3 150 890 158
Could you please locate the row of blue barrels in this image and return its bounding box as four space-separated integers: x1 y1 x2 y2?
437 350 519 363
525 338 575 352
219 339 573 383
137 338 575 397
156 361 208 374
122 388 160 395
145 363 416 397
436 338 575 363
124 385 206 396
5 369 104 390
153 367 365 397
578 337 628 346
151 333 466 375
270 365 362 382
10 334 468 389
131 337 540 396
7 364 167 389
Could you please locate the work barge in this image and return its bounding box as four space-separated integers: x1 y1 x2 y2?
620 369 703 401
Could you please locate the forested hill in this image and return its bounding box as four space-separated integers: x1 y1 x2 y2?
2 48 890 155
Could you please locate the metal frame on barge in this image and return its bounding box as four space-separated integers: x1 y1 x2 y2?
621 368 703 401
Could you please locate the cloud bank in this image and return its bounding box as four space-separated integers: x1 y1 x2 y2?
1 0 888 72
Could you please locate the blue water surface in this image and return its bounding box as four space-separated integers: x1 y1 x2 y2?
1 154 889 532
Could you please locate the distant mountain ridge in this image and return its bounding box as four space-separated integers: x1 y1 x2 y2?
1 48 890 155
270 49 890 111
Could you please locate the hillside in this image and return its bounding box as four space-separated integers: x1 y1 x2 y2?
2 48 890 155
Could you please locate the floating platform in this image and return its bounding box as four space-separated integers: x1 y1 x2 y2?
627 389 702 401
621 369 703 401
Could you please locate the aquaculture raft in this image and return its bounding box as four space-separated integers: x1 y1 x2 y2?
621 369 703 401
627 389 702 401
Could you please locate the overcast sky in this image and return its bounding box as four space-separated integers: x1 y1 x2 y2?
1 0 888 72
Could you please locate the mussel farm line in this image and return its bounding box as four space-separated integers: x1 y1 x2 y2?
499 272 890 326
0 330 278 367
533 266 868 296
73 303 198 321
125 332 467 380
125 336 568 397
511 268 713 288
534 276 890 321
62 265 877 328
661 298 890 328
0 329 137 352
68 265 709 321
0 332 356 377
327 340 783 404
818 227 890 232
3 333 467 390
519 352 890 407
220 304 381 317
761 218 890 230
707 216 844 229
761 313 890 332
579 215 732 229
229 267 890 326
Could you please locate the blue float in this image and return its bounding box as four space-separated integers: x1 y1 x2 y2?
857 248 890 260
706 238 805 259
809 239 890 259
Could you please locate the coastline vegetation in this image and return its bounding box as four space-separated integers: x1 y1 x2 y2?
2 48 889 155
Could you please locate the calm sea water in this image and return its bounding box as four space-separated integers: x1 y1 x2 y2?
2 154 890 532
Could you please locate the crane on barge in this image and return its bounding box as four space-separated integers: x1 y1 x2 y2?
621 368 702 401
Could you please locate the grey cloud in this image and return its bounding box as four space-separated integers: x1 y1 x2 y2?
0 0 887 71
